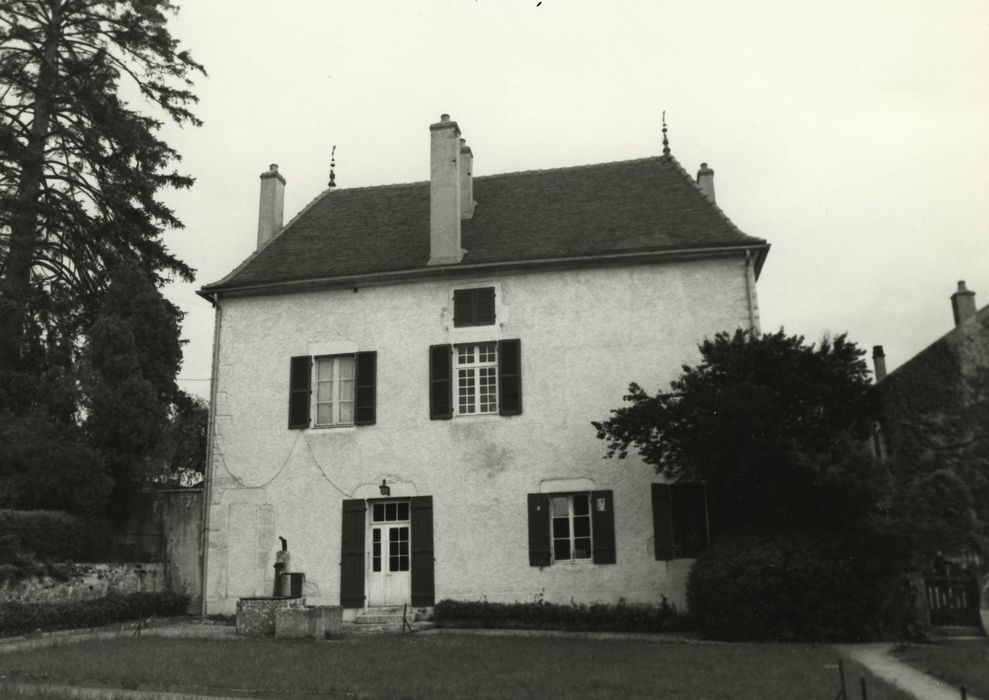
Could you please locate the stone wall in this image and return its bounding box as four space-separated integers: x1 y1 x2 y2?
127 490 204 613
0 563 166 604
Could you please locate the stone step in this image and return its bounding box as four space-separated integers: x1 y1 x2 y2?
930 625 986 638
344 620 435 635
354 613 407 625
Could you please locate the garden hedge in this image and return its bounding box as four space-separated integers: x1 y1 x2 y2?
433 598 692 633
686 528 913 642
0 509 113 563
0 591 189 638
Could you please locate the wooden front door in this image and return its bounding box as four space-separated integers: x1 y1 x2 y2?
367 501 411 607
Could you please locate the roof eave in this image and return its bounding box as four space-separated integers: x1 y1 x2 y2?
199 243 771 302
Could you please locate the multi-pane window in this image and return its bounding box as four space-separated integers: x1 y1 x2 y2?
551 494 592 563
315 355 355 427
456 342 498 415
371 501 410 573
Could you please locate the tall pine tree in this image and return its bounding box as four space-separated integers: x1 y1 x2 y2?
0 0 203 404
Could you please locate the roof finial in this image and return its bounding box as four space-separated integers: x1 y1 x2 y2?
328 145 337 188
662 111 671 160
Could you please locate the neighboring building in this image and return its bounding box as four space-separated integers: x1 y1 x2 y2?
874 281 989 630
198 115 769 616
874 281 989 473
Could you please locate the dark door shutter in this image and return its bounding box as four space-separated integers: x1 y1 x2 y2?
410 496 435 606
429 344 453 420
672 483 710 558
527 493 551 567
340 499 366 608
288 356 312 429
498 339 522 416
354 351 377 425
652 483 674 560
591 490 616 564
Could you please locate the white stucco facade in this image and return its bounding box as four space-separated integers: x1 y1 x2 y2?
203 255 759 615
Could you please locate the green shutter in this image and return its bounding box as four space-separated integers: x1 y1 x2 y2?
429 344 453 419
591 490 616 564
354 351 377 425
527 493 551 567
652 483 675 560
498 339 522 416
410 496 435 606
288 356 311 429
340 499 366 608
672 483 710 558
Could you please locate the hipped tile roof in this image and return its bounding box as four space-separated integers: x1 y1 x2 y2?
203 155 768 294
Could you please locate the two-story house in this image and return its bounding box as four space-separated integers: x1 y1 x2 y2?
198 115 770 616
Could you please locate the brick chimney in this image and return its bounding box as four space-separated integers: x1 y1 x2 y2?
257 164 285 249
950 280 977 326
428 114 464 266
460 138 476 220
872 345 887 382
696 163 715 202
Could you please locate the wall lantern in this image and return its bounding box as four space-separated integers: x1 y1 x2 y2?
379 479 390 497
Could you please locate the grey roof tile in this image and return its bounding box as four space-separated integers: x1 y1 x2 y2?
204 155 768 292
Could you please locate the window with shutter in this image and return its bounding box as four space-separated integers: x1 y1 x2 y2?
652 482 710 560
529 491 615 567
453 287 495 327
287 352 377 429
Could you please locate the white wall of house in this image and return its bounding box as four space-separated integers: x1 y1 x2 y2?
204 256 757 615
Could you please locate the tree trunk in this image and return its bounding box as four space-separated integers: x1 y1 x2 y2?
0 1 63 375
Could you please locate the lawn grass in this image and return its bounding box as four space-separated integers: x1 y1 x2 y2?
0 632 919 699
892 643 989 697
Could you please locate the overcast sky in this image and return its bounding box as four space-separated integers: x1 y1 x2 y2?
158 0 989 400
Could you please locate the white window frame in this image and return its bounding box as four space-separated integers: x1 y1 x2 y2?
314 354 356 427
455 342 498 416
550 493 593 564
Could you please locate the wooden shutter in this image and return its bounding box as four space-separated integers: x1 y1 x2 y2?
652 483 675 560
591 490 616 564
354 351 377 425
527 493 551 567
498 339 522 416
288 356 312 429
410 496 435 606
453 287 495 327
429 344 453 420
672 483 710 557
340 499 366 608
475 287 496 325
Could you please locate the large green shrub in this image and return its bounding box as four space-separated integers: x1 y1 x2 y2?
433 598 692 633
0 591 189 638
686 529 912 642
0 510 113 563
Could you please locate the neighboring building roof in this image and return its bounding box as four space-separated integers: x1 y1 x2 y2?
202 155 769 296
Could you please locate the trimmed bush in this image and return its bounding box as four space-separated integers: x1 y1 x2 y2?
0 591 189 638
686 528 912 642
433 598 692 633
0 510 113 563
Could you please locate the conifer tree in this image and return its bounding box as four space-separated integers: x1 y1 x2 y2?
0 0 203 400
